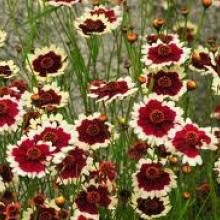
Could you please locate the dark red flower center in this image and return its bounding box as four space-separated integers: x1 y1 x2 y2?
86 124 101 136
0 65 12 76
145 166 161 179
145 199 159 210
39 211 53 220
79 19 106 35
42 131 58 143
158 45 172 57
184 131 199 145
102 82 120 91
86 191 101 204
157 76 172 88
0 102 8 114
40 56 55 69
64 155 76 166
26 147 42 160
149 110 165 124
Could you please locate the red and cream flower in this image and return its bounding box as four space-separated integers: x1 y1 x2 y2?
22 199 68 220
88 76 137 104
168 119 217 166
190 46 215 74
132 193 171 220
0 87 22 100
74 184 117 215
7 135 54 178
9 79 27 94
132 158 176 198
45 0 80 7
86 161 117 191
73 112 115 150
130 94 183 145
27 45 67 81
0 95 24 133
145 33 179 45
71 210 99 220
28 118 74 154
52 147 93 184
141 39 191 69
0 60 19 79
85 5 122 30
74 14 111 38
142 66 187 101
0 29 7 48
21 82 69 109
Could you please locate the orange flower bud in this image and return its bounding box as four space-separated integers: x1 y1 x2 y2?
153 18 165 30
182 191 191 199
127 32 138 43
138 76 146 84
31 94 40 101
99 114 108 122
182 165 192 174
55 196 65 207
168 156 178 165
180 6 190 16
202 0 212 8
187 80 197 91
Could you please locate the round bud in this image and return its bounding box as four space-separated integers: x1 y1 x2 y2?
202 0 212 9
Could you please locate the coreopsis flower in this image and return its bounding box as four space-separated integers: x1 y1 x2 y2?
7 135 54 178
85 5 122 30
71 210 99 220
74 184 117 215
141 39 191 69
45 0 80 7
132 158 176 198
0 95 24 133
74 14 111 38
9 79 27 94
28 118 74 153
190 46 215 74
173 21 198 42
0 29 7 48
52 147 93 184
0 87 22 100
142 66 187 100
128 141 149 160
23 202 68 220
132 194 171 220
86 161 117 190
73 112 115 150
21 82 69 110
88 76 137 104
27 45 67 81
0 60 19 79
168 119 217 166
130 94 183 145
145 33 179 45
